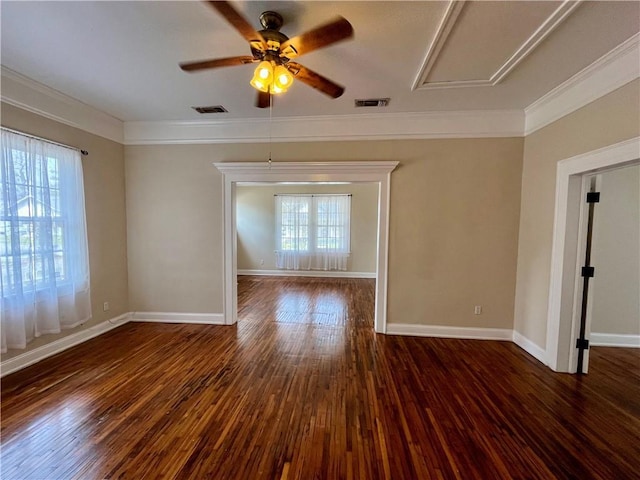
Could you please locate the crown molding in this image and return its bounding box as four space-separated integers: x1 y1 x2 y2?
124 109 524 145
1 66 124 143
524 32 640 135
0 65 523 144
413 0 581 90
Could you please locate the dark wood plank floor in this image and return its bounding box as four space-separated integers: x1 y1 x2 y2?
1 276 639 479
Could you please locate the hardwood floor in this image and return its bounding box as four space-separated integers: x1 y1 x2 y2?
1 276 639 479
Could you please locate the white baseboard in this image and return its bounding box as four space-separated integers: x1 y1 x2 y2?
590 333 640 348
386 323 513 341
1 311 227 376
238 269 376 279
387 324 549 366
512 331 548 365
130 312 226 325
0 313 131 378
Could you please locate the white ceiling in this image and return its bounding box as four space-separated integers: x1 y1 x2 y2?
1 1 639 124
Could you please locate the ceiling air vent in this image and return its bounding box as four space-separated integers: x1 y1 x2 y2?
192 105 228 114
354 98 390 108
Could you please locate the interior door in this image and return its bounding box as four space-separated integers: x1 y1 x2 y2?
572 174 602 374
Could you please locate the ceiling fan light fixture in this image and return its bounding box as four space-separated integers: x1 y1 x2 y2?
271 65 293 94
250 60 274 92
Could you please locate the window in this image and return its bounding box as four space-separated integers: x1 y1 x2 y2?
1 129 91 352
279 195 311 252
275 194 350 271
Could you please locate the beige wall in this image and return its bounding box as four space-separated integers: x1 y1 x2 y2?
514 79 640 349
125 145 224 313
1 102 128 361
591 165 640 335
126 136 523 329
236 183 378 273
388 138 523 328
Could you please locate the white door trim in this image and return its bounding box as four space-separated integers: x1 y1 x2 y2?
214 161 399 333
546 136 640 372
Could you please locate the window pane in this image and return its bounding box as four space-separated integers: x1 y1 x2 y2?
277 196 311 252
313 196 350 252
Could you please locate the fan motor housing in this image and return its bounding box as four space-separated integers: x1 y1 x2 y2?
250 12 289 59
260 29 289 45
259 11 283 30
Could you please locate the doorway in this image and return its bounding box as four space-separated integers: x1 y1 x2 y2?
546 137 639 372
235 183 378 279
214 161 398 333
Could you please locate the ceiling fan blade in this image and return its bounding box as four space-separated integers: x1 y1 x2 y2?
280 17 353 59
286 62 345 98
208 1 267 51
256 91 271 109
180 55 257 72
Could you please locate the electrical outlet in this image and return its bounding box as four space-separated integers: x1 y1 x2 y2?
103 302 110 312
260 259 264 265
474 305 482 315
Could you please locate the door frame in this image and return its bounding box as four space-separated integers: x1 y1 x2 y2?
546 136 639 372
214 161 399 333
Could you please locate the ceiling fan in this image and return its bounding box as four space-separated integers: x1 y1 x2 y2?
180 1 354 108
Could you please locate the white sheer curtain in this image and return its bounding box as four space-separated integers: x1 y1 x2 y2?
275 194 350 271
1 129 91 352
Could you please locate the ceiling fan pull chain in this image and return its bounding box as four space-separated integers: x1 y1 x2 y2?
268 93 273 168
